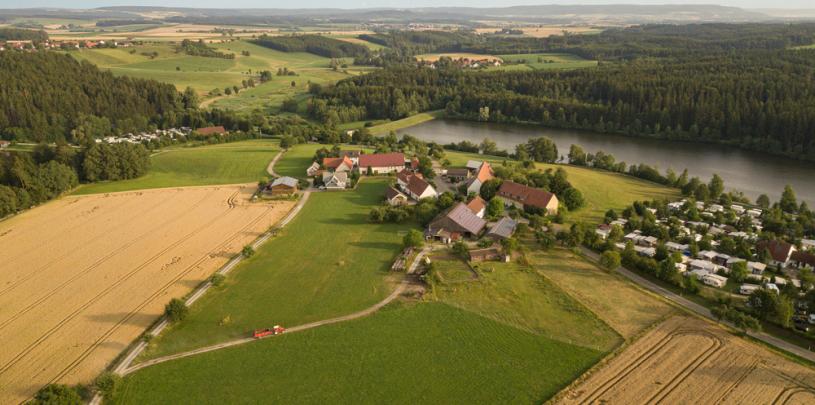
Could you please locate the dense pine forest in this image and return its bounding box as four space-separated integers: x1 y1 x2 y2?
252 34 370 58
314 24 815 161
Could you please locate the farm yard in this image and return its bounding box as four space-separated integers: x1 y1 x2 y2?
112 303 604 404
558 316 815 404
0 185 294 404
75 139 280 194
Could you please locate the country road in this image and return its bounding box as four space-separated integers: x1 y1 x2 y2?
266 149 285 177
580 247 815 363
121 246 431 376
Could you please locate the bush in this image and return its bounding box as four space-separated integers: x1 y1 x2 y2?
29 384 83 405
599 250 621 270
403 229 424 249
210 273 226 286
164 298 189 322
242 245 255 257
94 371 121 399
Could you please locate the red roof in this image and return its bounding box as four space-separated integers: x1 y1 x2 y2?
466 196 486 214
359 152 405 168
195 126 227 135
497 181 556 209
792 251 815 267
475 162 494 183
757 240 794 263
406 174 432 197
323 156 353 170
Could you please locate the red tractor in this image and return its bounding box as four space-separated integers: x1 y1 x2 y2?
253 325 285 338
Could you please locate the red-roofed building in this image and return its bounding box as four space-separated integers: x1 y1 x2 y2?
497 181 558 215
466 161 494 195
395 170 435 200
466 196 486 218
359 152 405 174
322 156 354 173
194 126 227 136
791 251 815 270
756 240 796 267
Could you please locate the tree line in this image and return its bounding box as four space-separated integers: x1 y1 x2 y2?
251 34 370 58
0 27 48 41
178 39 235 59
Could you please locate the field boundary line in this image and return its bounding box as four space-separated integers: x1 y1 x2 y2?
119 245 430 377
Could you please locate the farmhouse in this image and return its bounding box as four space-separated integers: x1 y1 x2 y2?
465 161 494 195
396 170 436 200
194 126 227 136
306 162 321 177
339 150 362 165
426 202 487 243
322 171 348 190
466 196 486 218
445 168 470 182
469 247 508 262
323 156 354 173
359 152 405 174
486 217 517 240
496 181 558 215
384 187 408 206
263 176 298 196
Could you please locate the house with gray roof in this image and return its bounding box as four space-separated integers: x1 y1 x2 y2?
426 202 487 244
486 217 517 240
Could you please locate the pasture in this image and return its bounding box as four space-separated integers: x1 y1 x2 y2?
0 186 293 404
559 316 815 404
443 150 680 223
431 258 621 351
492 53 598 71
75 140 279 195
273 143 326 179
528 248 674 338
114 303 604 404
137 179 413 358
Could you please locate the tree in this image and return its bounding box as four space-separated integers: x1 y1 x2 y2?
780 185 798 213
683 275 700 294
568 144 587 165
182 86 199 109
242 245 255 257
501 237 518 255
29 384 82 405
708 174 724 200
452 241 469 259
480 138 498 155
524 136 558 163
756 194 770 208
561 187 585 210
403 229 424 249
486 197 504 219
165 298 189 322
479 178 502 201
730 261 748 283
94 371 122 399
599 250 621 270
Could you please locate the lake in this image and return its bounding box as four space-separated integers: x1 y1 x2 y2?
397 119 815 206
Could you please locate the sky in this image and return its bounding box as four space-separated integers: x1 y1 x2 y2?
0 0 812 10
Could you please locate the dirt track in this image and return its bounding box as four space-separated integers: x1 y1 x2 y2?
0 185 293 403
559 316 815 404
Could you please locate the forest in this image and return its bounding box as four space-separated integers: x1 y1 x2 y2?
314 24 815 161
0 27 48 41
251 34 370 58
178 39 235 59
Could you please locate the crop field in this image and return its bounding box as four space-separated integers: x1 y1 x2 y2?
492 53 598 71
76 140 279 195
528 248 674 338
114 303 604 404
0 185 294 404
443 150 679 223
69 40 367 110
432 258 621 351
137 179 412 358
473 26 600 37
558 316 815 404
416 52 503 62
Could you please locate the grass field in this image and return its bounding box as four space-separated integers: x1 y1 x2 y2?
138 179 412 358
443 150 679 223
115 302 604 404
75 140 278 195
492 53 598 71
431 258 621 351
528 248 674 338
366 111 443 135
273 143 326 179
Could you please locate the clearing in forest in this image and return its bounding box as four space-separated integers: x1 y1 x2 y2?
0 185 294 404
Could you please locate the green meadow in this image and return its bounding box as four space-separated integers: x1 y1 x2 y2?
114 303 603 405
492 53 598 71
138 179 412 358
74 140 278 194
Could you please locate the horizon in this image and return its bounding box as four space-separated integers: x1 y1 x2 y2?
1 1 814 11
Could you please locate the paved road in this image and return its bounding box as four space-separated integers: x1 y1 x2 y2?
580 247 815 362
121 246 431 376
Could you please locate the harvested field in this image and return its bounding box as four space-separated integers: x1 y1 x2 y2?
416 53 502 62
559 316 815 404
0 185 294 403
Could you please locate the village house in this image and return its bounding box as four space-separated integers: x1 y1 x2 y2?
384 187 409 206
426 202 487 243
757 240 796 268
306 162 321 177
322 156 354 173
194 126 227 136
486 217 517 241
465 161 494 195
496 180 558 215
339 150 362 165
466 196 487 218
445 168 471 182
469 247 508 263
322 171 348 190
263 176 298 196
359 152 405 174
404 173 437 200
